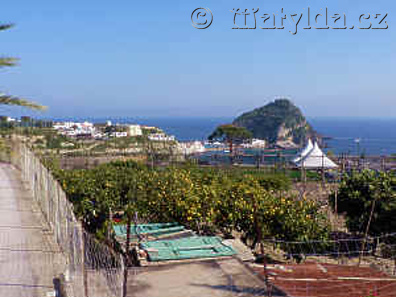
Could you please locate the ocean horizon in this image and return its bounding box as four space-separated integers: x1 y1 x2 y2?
33 116 396 156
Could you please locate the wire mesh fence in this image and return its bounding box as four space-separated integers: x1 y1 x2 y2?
256 234 396 297
262 233 396 263
4 138 125 297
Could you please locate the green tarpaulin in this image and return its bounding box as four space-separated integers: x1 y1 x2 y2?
113 222 185 238
140 236 236 261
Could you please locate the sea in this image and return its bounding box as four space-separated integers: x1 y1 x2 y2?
54 117 396 156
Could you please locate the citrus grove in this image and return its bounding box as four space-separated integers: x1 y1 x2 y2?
50 160 330 247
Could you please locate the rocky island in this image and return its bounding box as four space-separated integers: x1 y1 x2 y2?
233 99 318 148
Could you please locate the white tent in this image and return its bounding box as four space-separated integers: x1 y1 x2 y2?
293 139 314 163
296 142 338 169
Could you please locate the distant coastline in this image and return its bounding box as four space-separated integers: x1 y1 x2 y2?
20 116 396 156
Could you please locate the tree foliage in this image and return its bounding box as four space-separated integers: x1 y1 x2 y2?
208 124 252 153
53 161 329 244
330 170 396 236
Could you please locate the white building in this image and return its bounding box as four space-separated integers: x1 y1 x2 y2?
53 122 76 130
110 132 128 138
179 141 206 155
242 139 266 149
4 117 16 122
128 125 142 137
148 133 175 142
93 132 105 139
62 130 76 137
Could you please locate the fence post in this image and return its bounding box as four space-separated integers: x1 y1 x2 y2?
394 258 396 276
80 226 89 297
122 215 132 297
358 199 376 266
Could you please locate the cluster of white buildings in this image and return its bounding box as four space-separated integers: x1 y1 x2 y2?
148 133 176 142
241 139 267 149
107 124 143 138
179 141 206 155
1 116 16 123
52 121 179 142
53 121 144 139
53 121 101 138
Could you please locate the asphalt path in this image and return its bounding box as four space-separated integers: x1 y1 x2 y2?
0 163 62 297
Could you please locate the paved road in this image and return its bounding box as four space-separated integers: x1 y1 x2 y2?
0 163 63 297
127 259 285 297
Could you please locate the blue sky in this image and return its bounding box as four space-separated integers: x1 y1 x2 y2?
0 0 394 118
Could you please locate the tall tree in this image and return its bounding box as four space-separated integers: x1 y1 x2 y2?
208 124 252 161
1 24 45 110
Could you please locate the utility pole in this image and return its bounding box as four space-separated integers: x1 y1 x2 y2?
321 154 325 186
300 153 304 182
355 138 361 170
381 156 385 172
256 153 260 169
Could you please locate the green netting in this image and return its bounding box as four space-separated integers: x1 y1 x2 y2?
140 236 236 261
113 222 185 238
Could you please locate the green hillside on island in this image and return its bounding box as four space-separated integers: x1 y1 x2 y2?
233 99 316 146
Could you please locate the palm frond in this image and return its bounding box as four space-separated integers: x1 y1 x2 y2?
1 24 46 112
0 57 18 68
0 94 47 111
1 24 18 68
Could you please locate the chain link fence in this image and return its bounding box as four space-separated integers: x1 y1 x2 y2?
5 138 125 297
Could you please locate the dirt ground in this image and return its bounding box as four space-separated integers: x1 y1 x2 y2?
254 262 396 297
